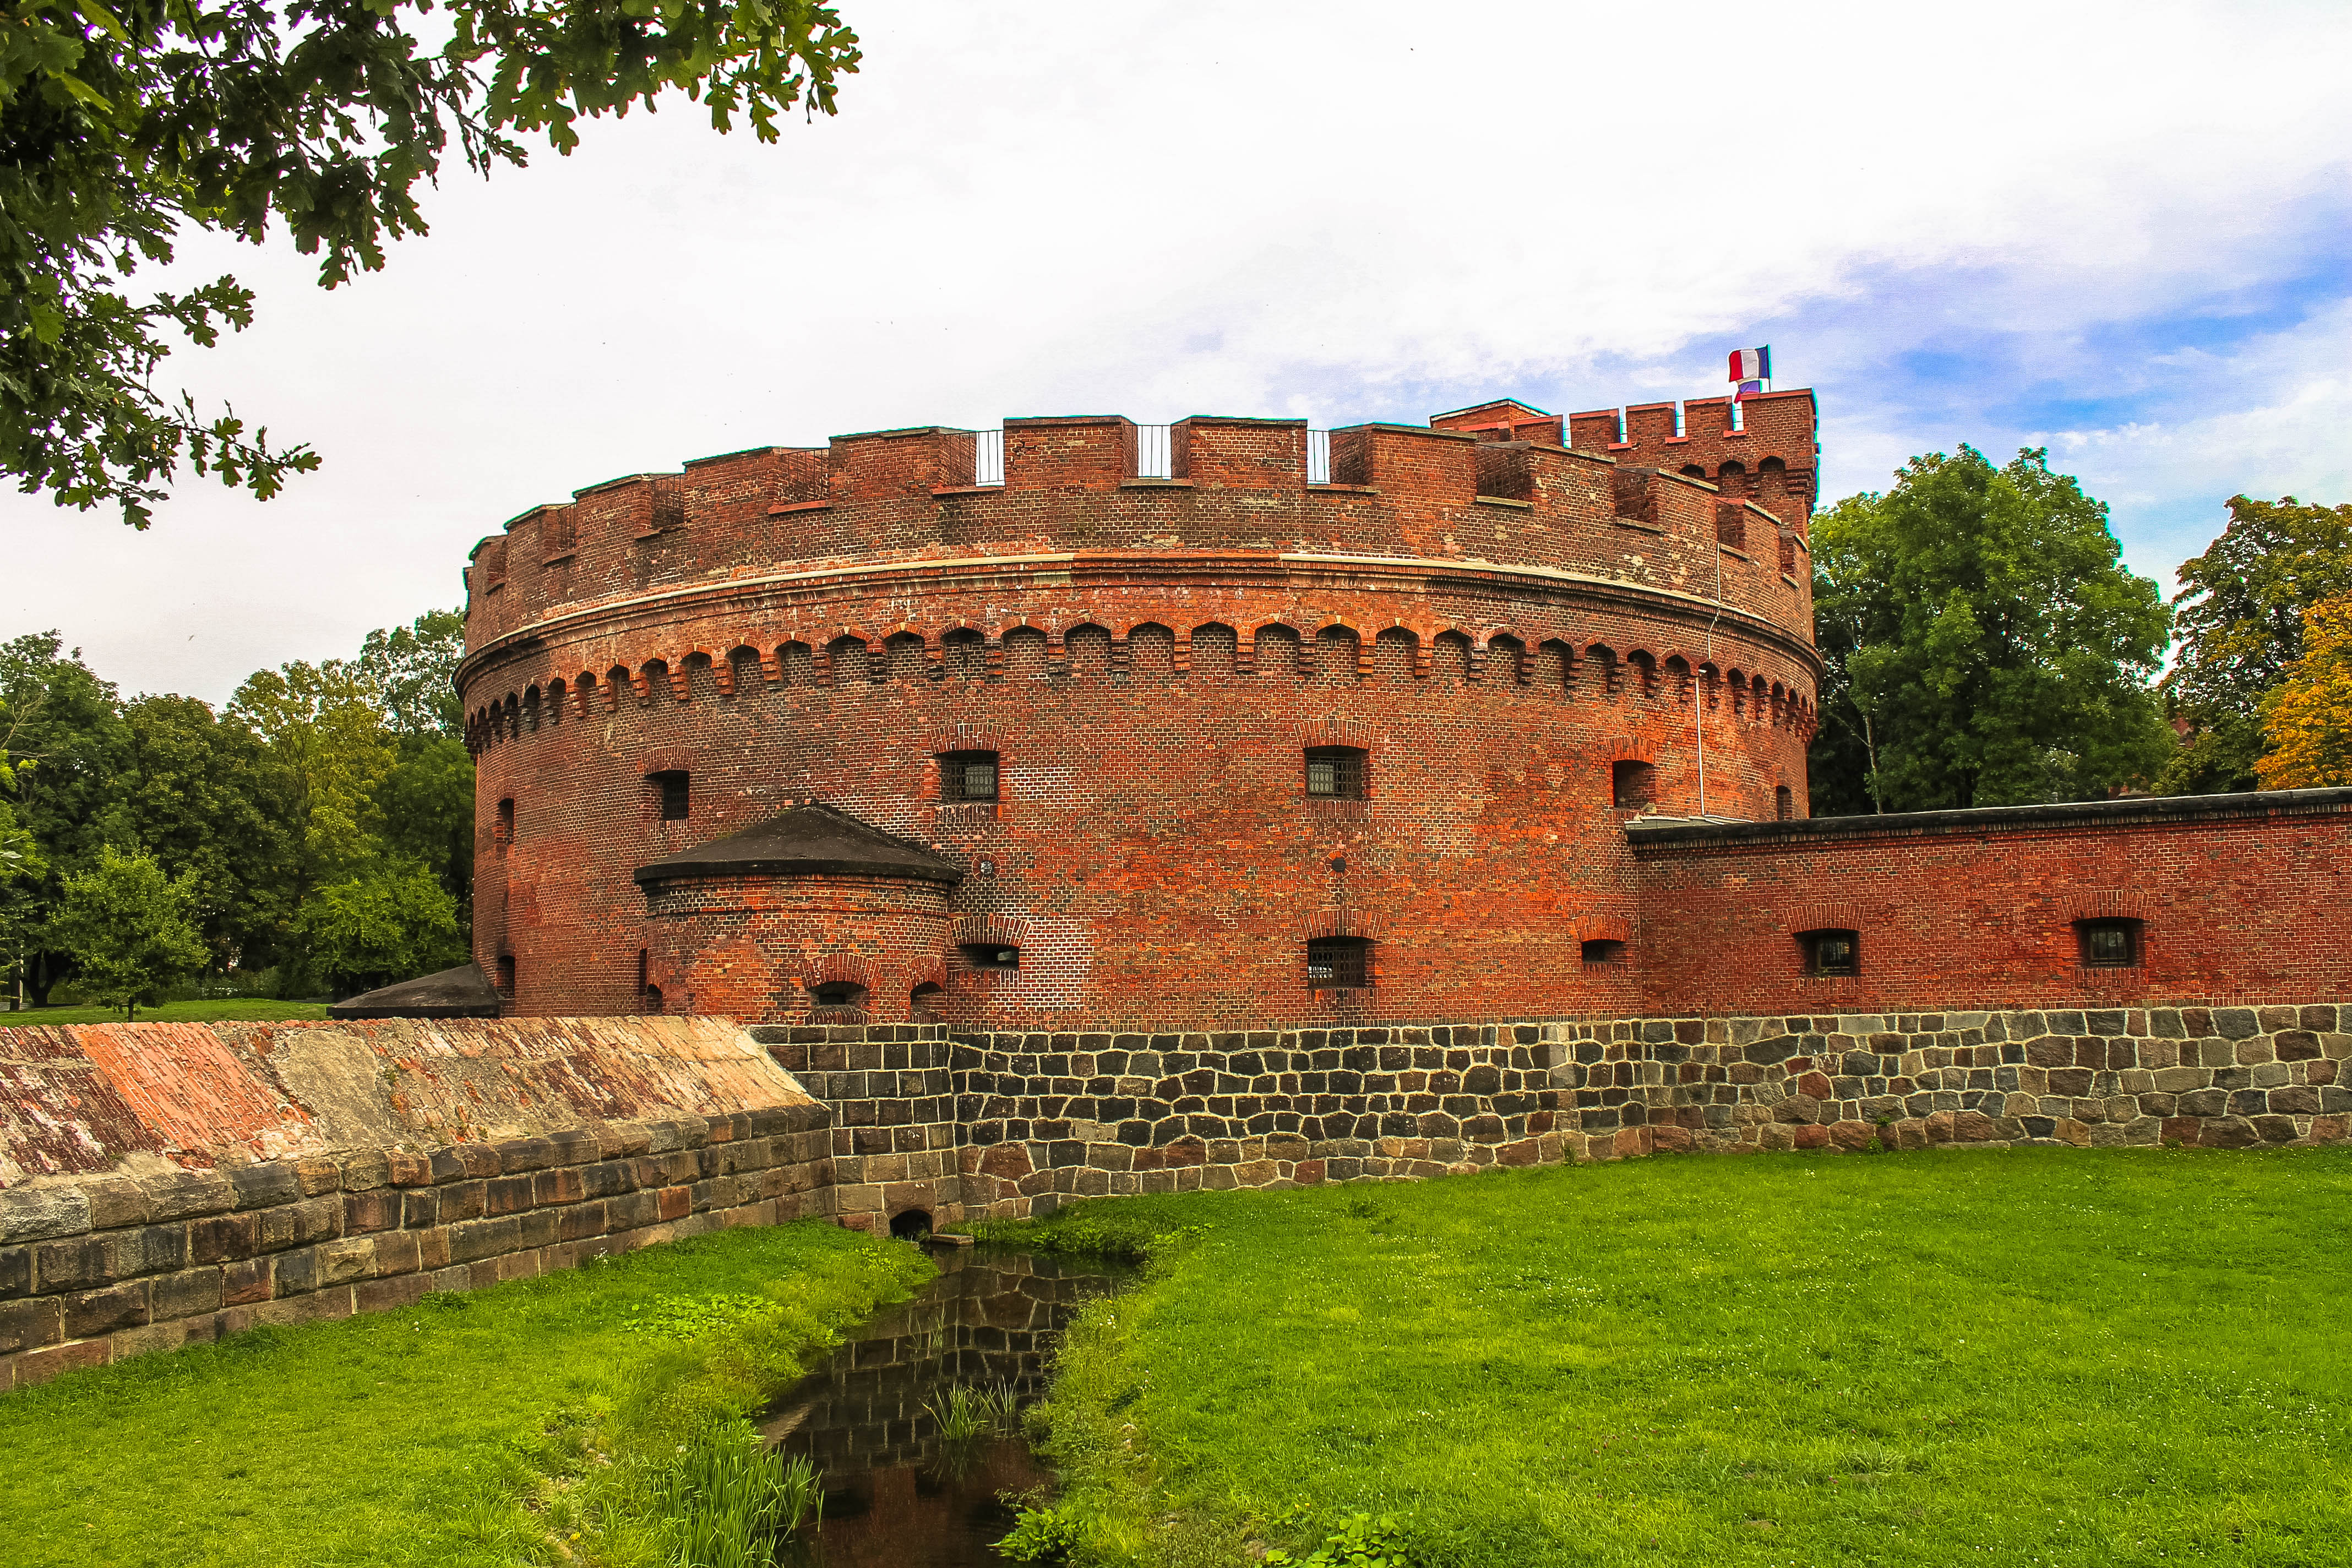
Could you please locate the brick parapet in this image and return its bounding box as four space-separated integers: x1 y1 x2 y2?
459 410 1819 666
0 1105 835 1394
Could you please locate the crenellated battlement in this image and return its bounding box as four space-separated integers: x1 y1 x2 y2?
1567 389 1818 522
462 396 1820 661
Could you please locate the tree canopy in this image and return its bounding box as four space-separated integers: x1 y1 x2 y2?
48 843 208 1017
2253 593 2352 790
1 0 859 527
3 607 471 1005
1809 446 2173 814
2157 496 2352 795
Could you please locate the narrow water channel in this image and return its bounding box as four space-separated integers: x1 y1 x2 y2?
760 1246 1132 1566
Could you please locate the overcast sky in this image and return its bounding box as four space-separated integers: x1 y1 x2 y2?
9 0 2350 705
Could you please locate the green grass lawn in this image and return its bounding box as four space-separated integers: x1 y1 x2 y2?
0 1221 931 1568
993 1147 2352 1568
0 998 332 1027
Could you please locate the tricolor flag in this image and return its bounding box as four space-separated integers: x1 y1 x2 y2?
1728 345 1772 383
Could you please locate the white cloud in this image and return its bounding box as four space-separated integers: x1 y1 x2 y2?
6 0 2350 698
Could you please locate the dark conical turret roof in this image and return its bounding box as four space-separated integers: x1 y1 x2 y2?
326 961 503 1020
633 801 965 886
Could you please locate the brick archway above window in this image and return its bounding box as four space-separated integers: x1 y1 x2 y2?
803 952 880 991
929 721 1009 755
2064 890 2152 923
1569 914 1634 944
1787 900 1864 933
1601 734 1653 764
1304 907 1382 942
637 746 694 777
952 913 1032 949
1298 718 1376 752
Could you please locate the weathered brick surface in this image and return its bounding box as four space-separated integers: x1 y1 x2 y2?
459 401 1822 1029
0 1099 834 1393
1629 794 2352 1013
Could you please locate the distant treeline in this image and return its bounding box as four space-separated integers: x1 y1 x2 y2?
0 611 470 1006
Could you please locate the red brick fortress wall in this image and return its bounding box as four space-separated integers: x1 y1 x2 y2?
459 402 1823 1030
1628 790 2352 1016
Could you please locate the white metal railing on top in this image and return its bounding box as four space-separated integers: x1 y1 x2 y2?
970 428 1004 486
1133 424 1174 480
954 424 1340 486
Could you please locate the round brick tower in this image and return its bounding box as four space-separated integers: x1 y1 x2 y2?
458 394 1822 1028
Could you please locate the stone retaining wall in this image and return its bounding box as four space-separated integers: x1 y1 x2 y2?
0 1016 835 1393
0 1107 831 1392
917 1003 2351 1217
753 1025 963 1231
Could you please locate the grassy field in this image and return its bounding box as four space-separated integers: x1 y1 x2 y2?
0 998 332 1027
0 1221 932 1568
989 1147 2352 1568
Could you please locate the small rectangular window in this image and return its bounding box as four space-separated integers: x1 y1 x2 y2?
495 797 515 846
1306 936 1372 989
1775 785 1794 821
961 942 1020 971
495 954 516 998
2077 918 2141 968
649 770 690 821
1305 746 1368 800
940 750 999 802
1801 929 1859 977
1611 760 1655 809
1581 939 1627 965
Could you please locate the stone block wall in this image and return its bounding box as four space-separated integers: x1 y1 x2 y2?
928 1004 2352 1218
0 1107 831 1393
753 1024 963 1231
1564 1002 2351 1156
949 1022 1564 1215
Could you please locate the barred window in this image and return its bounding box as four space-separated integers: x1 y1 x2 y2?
940 750 999 802
1801 929 1859 977
2078 918 2141 968
1305 745 1368 800
1307 936 1373 988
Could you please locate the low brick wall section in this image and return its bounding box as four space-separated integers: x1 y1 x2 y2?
0 1107 831 1393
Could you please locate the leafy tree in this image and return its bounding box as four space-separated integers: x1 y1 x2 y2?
375 732 475 916
2253 594 2352 790
295 861 460 995
3 0 862 527
0 723 44 1010
228 657 397 902
353 606 473 941
2157 496 2352 795
0 633 130 1002
102 694 291 972
1810 447 2173 814
49 843 208 1017
355 607 467 738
